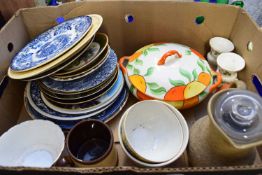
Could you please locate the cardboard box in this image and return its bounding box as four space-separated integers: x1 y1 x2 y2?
0 1 261 174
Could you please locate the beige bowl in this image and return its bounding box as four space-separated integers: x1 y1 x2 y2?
0 120 64 168
119 100 189 167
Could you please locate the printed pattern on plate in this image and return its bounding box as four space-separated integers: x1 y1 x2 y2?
40 69 124 113
40 48 117 93
41 68 118 100
26 87 128 129
28 70 123 118
63 42 100 71
10 16 92 71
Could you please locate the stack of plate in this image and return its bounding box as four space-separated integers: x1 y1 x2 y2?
8 15 128 129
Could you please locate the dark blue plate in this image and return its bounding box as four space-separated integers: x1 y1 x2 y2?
25 87 128 130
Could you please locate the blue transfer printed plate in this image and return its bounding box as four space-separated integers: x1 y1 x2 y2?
25 86 129 130
40 48 117 93
10 16 92 72
40 67 118 101
26 70 124 119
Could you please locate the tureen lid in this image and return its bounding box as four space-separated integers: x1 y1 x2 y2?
125 43 213 101
213 89 262 146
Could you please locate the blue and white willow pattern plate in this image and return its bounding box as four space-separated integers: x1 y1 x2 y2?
40 48 117 93
25 87 128 130
10 16 92 71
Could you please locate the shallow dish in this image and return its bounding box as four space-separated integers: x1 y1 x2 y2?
25 88 129 130
122 100 183 163
26 81 109 121
39 48 117 94
56 32 109 75
61 42 100 73
42 68 118 102
22 36 95 81
26 70 124 118
0 120 64 167
118 100 189 167
40 69 124 114
51 45 110 81
10 16 92 72
8 14 103 80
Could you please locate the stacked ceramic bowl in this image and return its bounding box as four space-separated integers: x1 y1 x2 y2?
118 100 189 167
8 15 128 130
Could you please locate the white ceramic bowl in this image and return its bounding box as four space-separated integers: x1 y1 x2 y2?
217 52 245 73
118 100 189 167
0 120 65 167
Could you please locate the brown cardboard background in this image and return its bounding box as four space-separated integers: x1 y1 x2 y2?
0 1 261 173
0 0 35 20
230 9 262 92
0 15 29 73
19 1 240 57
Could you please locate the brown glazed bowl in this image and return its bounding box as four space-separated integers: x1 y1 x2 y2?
66 119 117 167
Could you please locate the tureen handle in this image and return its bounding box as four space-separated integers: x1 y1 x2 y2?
158 50 182 65
119 56 129 74
209 71 222 92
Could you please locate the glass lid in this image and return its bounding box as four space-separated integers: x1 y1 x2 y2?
126 43 213 101
214 89 262 145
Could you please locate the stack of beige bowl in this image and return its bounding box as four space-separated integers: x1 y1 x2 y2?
118 100 189 167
